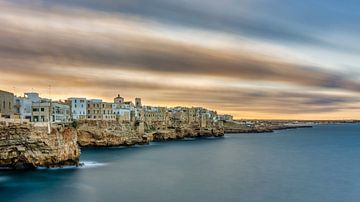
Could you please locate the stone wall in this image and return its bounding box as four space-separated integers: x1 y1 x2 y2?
0 123 80 169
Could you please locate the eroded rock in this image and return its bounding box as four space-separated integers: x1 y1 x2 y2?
0 124 80 169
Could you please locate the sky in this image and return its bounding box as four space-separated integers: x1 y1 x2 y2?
0 0 360 120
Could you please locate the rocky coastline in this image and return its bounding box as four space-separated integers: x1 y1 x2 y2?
0 123 80 169
151 126 224 141
0 120 224 169
76 121 150 147
2 119 337 169
224 121 313 134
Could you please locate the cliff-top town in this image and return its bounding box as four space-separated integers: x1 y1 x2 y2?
0 89 233 127
1 89 231 169
0 89 358 169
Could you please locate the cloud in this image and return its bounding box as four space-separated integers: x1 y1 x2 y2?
1 2 360 93
0 1 359 119
2 67 360 118
17 0 360 55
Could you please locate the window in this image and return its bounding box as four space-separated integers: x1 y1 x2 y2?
75 104 77 108
33 108 39 112
41 108 45 112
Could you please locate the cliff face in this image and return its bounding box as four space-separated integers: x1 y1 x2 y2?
0 120 224 169
76 121 224 146
151 126 224 141
76 121 149 147
0 124 80 169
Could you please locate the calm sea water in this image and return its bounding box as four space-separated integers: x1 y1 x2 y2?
1 124 360 202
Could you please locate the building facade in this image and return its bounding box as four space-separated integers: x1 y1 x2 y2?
143 106 169 130
68 98 87 120
14 92 41 120
32 102 51 122
0 90 14 118
51 102 71 123
32 101 70 123
87 100 116 121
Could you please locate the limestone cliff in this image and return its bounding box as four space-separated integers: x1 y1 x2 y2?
0 124 80 169
151 126 224 141
76 121 150 147
76 121 224 146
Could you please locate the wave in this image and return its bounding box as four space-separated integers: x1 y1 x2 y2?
80 161 107 168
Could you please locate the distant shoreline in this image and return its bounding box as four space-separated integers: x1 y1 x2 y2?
224 120 359 134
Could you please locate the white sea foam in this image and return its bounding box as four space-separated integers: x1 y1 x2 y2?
34 161 107 170
80 161 107 168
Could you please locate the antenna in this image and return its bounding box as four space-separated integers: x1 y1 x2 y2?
48 84 52 133
49 84 52 99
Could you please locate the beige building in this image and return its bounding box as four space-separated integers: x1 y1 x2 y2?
32 102 51 122
143 106 169 130
0 90 14 118
32 101 70 123
168 107 220 128
87 100 116 121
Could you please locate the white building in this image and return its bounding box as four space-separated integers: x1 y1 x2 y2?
14 92 41 120
112 103 131 122
68 98 87 120
52 102 71 123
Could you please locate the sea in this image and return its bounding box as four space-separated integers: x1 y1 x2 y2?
1 124 360 202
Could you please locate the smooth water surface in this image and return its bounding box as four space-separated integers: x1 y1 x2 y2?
1 124 360 202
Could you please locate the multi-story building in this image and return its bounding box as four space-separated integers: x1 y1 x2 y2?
0 90 14 118
14 92 41 120
67 98 87 120
51 102 71 123
167 107 220 128
31 102 51 122
87 99 116 121
112 104 131 122
143 106 169 129
31 101 70 123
